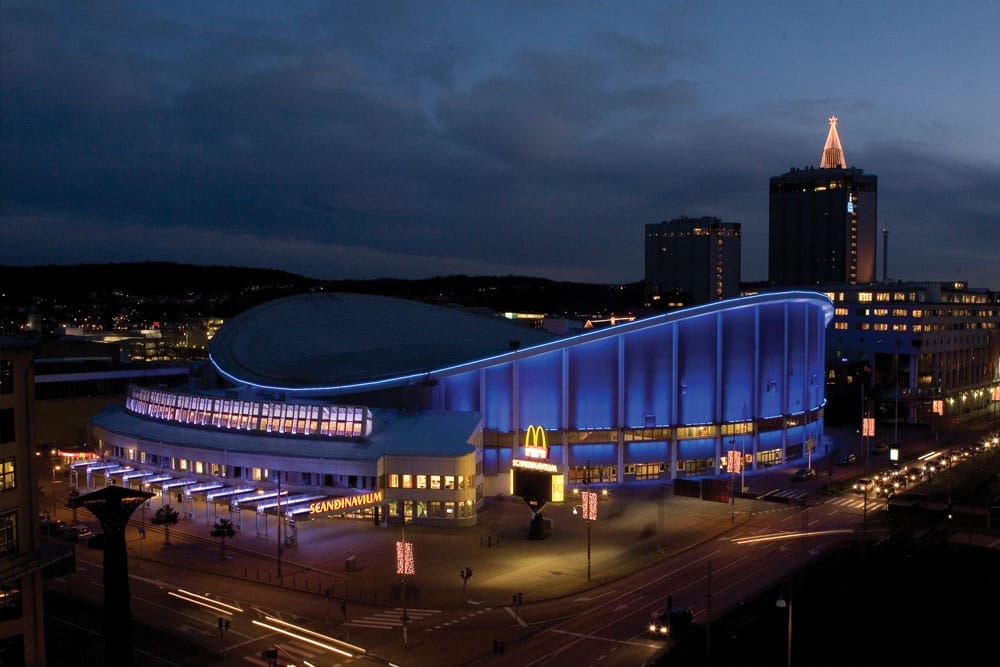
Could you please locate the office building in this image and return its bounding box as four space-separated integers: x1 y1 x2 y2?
645 216 741 306
822 281 1000 425
769 117 878 286
0 340 46 667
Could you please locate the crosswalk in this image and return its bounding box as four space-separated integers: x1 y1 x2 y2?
425 605 493 632
827 494 887 511
762 488 888 513
344 606 441 629
767 488 810 503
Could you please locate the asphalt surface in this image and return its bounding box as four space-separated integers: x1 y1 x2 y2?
39 420 1000 666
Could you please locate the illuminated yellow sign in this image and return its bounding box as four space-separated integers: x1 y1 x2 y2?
524 424 549 459
309 489 384 515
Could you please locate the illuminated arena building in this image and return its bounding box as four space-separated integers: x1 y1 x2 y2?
89 291 833 527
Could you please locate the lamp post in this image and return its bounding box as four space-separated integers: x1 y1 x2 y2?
396 524 414 646
276 471 283 584
574 490 598 581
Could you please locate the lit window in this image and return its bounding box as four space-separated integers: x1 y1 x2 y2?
858 292 872 303
416 475 428 489
0 458 16 492
430 475 442 490
402 474 413 489
388 474 399 488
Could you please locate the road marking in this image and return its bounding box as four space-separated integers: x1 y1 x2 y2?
506 606 528 627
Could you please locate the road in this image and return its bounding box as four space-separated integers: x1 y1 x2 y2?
40 418 999 666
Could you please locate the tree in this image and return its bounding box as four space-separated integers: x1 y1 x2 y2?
150 504 179 544
66 487 81 522
211 518 236 560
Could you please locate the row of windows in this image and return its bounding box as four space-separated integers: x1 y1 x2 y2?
126 385 372 440
481 418 797 447
829 289 995 310
386 499 476 520
385 474 470 491
841 321 994 333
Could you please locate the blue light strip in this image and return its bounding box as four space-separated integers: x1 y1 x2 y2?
211 291 834 396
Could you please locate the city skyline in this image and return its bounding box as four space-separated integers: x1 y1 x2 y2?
2 1 998 289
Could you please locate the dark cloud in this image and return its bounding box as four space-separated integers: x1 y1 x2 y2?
2 1 997 289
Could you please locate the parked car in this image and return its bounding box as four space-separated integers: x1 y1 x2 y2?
837 452 857 466
871 442 891 455
65 525 94 543
41 520 68 537
791 467 817 481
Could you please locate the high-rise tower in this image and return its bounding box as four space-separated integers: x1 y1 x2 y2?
645 215 741 306
768 117 877 286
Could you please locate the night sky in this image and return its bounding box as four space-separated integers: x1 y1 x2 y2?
2 1 998 288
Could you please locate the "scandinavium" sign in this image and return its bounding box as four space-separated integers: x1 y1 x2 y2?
309 489 384 515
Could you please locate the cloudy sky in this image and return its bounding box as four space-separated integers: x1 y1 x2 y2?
2 1 998 288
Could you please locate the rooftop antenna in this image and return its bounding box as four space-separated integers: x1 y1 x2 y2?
882 226 889 283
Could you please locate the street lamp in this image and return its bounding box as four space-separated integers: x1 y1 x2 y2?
52 464 62 483
396 524 415 645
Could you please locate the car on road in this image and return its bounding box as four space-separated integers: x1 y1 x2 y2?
791 467 817 481
853 478 875 494
837 453 857 466
648 607 694 638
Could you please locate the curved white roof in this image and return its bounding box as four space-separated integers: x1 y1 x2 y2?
209 292 558 391
210 290 833 396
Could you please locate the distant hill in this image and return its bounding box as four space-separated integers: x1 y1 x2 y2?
0 262 649 323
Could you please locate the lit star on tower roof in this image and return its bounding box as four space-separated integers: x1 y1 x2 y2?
820 116 847 169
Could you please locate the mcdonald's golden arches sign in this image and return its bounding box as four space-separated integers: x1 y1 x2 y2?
523 425 549 459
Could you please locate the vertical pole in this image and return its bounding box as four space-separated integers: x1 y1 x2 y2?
786 578 793 667
586 461 591 581
276 472 282 583
705 560 712 667
729 469 735 523
741 438 746 493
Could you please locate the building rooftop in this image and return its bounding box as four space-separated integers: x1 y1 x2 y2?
208 292 559 391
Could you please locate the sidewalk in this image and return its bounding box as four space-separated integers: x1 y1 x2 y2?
96 484 749 614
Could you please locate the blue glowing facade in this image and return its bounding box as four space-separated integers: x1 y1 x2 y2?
423 291 832 488
89 291 832 522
